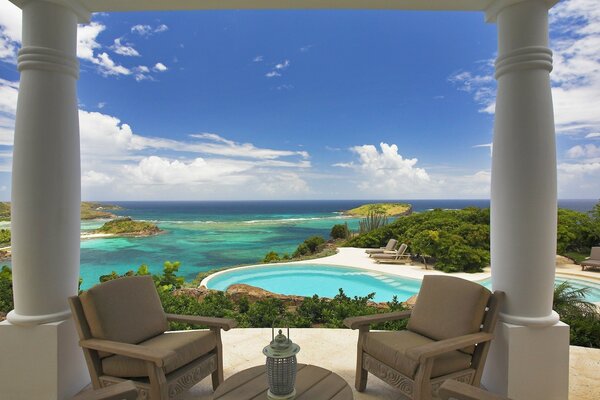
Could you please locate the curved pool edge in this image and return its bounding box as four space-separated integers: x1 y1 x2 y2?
200 261 427 289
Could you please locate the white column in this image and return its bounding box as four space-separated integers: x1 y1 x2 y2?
0 1 89 398
482 1 569 399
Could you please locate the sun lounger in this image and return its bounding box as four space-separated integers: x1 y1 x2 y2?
365 238 398 256
581 247 600 271
372 243 411 264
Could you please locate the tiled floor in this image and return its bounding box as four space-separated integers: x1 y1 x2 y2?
180 328 600 400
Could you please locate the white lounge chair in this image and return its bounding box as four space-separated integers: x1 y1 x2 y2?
365 238 398 256
372 243 411 264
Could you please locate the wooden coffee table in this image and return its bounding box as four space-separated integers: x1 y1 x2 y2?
214 364 353 400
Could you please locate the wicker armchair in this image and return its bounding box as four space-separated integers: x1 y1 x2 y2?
69 276 237 399
344 276 504 400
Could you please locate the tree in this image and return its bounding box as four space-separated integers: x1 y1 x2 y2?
330 223 350 240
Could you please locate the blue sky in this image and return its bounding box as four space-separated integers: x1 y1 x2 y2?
0 0 599 200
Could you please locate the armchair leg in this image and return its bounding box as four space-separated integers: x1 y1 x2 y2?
147 363 168 400
355 327 369 392
212 329 224 390
355 355 368 392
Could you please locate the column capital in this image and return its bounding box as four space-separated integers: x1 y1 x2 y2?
485 0 559 23
10 0 91 22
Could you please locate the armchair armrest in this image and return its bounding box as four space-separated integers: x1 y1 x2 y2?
165 314 238 331
344 310 412 329
406 332 493 363
71 380 138 400
439 379 510 400
383 250 397 254
79 339 177 367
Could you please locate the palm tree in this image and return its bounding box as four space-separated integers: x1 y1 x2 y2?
553 281 598 320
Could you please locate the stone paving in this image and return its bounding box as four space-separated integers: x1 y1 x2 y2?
182 328 600 400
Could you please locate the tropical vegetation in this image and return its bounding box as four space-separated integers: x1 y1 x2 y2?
96 217 161 236
345 202 600 272
343 202 411 217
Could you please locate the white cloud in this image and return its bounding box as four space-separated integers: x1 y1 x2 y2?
111 38 140 57
153 62 167 72
0 1 21 62
93 52 131 76
155 24 168 33
275 60 290 70
451 0 600 137
448 68 495 113
586 132 600 138
131 24 152 36
188 133 309 160
335 143 430 195
131 24 169 36
77 22 105 61
82 170 114 186
566 144 600 158
253 55 263 62
300 45 313 52
473 143 493 156
265 71 281 78
257 172 309 194
0 78 18 145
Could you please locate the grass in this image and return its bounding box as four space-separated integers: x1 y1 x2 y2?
344 202 411 217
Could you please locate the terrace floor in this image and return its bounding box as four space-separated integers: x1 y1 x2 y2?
176 328 600 399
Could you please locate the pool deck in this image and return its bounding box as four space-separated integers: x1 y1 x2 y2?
202 247 600 289
173 328 600 400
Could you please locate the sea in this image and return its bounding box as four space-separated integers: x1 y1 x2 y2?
5 199 597 289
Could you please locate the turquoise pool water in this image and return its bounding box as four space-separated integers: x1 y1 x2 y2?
205 264 600 303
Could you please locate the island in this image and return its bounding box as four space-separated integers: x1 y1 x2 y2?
94 217 162 237
0 201 123 221
80 202 123 220
343 202 412 217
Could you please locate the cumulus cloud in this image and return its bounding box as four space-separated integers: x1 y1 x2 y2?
82 170 114 186
0 78 18 145
111 38 140 57
265 71 281 78
566 144 600 158
0 1 21 63
451 0 600 137
334 143 430 195
131 24 169 37
153 62 167 72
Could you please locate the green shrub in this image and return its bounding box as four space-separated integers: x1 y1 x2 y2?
553 281 600 348
557 209 598 254
0 229 10 246
0 266 13 313
330 223 350 240
263 251 281 263
293 236 326 257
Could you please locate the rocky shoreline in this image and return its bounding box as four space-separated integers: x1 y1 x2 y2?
175 283 418 311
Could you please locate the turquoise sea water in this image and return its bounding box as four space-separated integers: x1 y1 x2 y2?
205 264 600 303
3 199 594 290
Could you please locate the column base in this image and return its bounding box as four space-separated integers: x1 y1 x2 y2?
482 321 569 400
0 318 89 400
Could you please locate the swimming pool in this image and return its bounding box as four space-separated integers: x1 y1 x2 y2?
204 263 600 303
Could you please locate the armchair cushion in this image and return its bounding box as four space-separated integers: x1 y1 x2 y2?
407 276 490 354
102 330 217 378
363 331 472 378
80 276 169 354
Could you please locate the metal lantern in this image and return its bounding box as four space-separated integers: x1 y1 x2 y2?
263 327 301 400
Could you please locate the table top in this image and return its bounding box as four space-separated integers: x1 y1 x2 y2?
214 364 353 400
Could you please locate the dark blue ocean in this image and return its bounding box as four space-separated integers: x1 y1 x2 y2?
71 199 596 289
